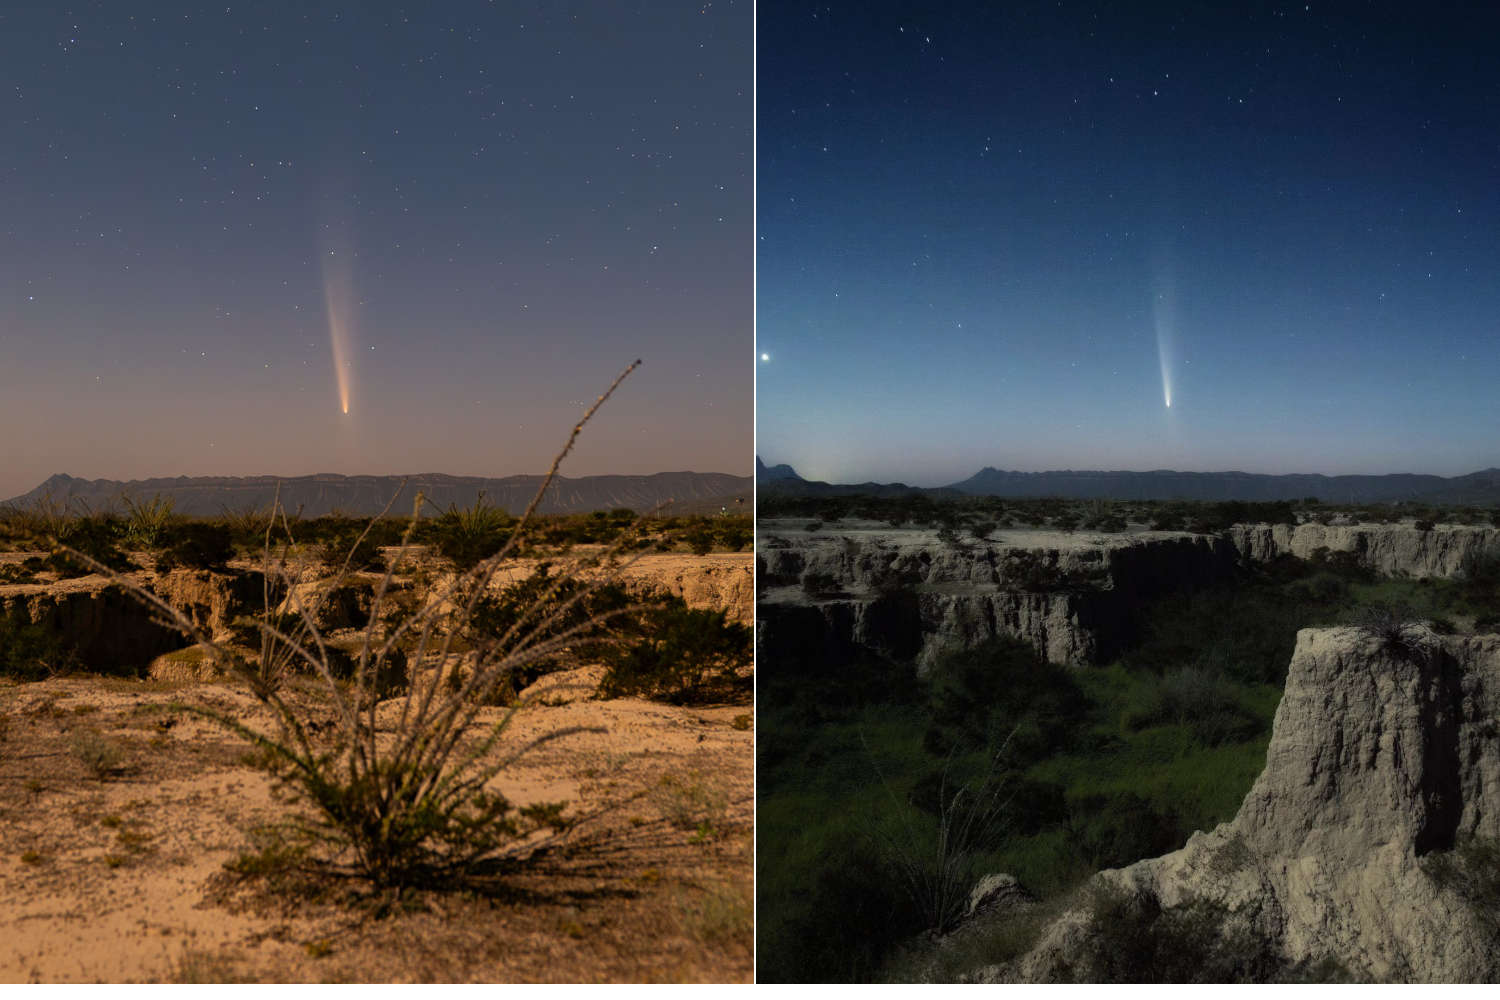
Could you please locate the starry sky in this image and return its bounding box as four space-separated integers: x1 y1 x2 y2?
0 1 751 501
756 1 1500 487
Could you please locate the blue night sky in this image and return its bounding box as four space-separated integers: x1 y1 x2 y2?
0 2 751 500
756 1 1500 487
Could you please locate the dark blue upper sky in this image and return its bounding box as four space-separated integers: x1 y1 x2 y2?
1 1 751 499
756 1 1500 486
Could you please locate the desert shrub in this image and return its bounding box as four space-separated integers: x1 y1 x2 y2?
648 769 730 833
685 523 716 556
1070 793 1187 871
1460 549 1500 605
69 361 649 889
1414 518 1436 532
923 638 1086 761
760 837 920 983
155 522 235 572
315 524 386 574
0 616 79 679
1063 885 1284 983
218 505 276 550
1121 667 1261 747
715 518 753 552
467 564 635 685
600 602 751 704
429 493 514 570
70 728 127 779
1284 571 1348 604
968 520 996 540
882 761 1013 936
121 494 177 549
47 515 133 577
1351 601 1423 651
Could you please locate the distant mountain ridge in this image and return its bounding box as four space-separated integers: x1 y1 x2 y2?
757 458 1500 505
6 470 752 518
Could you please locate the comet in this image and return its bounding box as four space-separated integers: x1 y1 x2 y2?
322 246 355 416
1152 257 1175 412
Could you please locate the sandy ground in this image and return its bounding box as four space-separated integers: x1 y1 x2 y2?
0 666 752 983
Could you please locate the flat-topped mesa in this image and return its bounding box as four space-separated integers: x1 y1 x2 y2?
1228 522 1500 579
988 626 1500 983
756 522 1237 671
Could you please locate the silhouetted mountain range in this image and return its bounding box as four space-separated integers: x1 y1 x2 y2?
757 458 1500 505
6 471 752 518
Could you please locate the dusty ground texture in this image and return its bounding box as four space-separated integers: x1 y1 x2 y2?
0 666 753 983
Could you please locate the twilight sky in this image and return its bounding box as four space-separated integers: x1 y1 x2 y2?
0 1 751 500
756 1 1500 487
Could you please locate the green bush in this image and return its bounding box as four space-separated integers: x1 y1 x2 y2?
0 616 79 679
1063 885 1285 983
1070 793 1187 871
121 495 177 550
430 494 514 570
155 522 235 572
923 639 1086 762
759 838 920 983
685 523 716 556
601 602 751 704
1121 667 1262 747
49 515 134 577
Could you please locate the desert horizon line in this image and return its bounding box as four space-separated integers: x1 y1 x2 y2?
757 457 1500 489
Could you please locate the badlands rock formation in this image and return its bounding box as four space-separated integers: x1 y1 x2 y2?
617 552 753 623
1227 522 1500 579
1 552 752 674
757 522 1237 672
982 626 1500 983
0 568 261 670
758 521 1500 674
